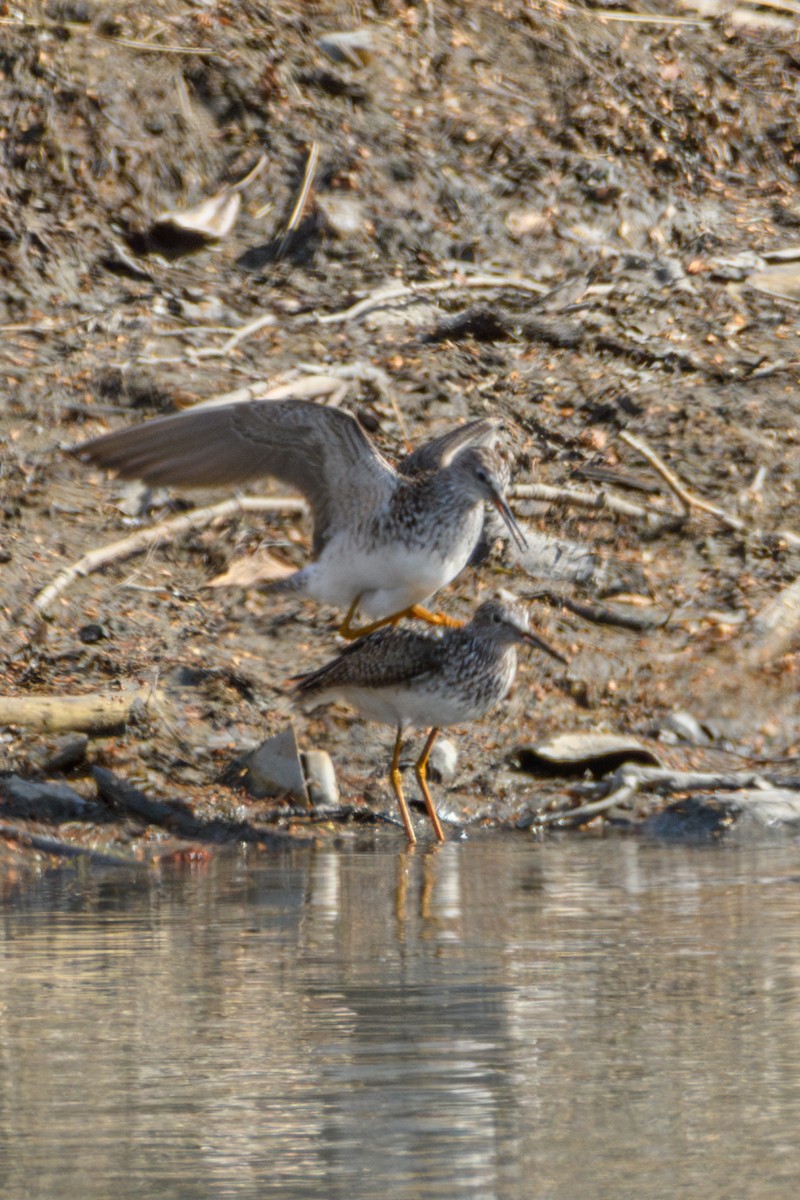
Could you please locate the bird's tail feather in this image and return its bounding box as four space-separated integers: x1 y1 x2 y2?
259 573 304 596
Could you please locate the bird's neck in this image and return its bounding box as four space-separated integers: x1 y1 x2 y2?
405 465 480 512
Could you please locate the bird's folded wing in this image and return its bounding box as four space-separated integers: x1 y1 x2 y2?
294 628 444 696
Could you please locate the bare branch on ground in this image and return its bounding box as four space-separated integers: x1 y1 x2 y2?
30 496 308 618
620 430 800 547
0 686 166 734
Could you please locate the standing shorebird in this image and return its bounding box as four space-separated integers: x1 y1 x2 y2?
294 598 568 843
74 399 526 639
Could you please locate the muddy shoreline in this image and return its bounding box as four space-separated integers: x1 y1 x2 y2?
2 1 799 868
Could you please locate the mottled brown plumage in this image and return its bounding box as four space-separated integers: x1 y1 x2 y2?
295 599 567 843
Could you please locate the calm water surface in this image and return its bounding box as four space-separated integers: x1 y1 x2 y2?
2 836 800 1199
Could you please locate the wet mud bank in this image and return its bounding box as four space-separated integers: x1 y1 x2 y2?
2 1 799 868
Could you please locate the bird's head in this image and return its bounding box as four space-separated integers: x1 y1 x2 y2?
453 447 527 552
471 598 569 663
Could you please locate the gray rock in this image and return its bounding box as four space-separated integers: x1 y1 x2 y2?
517 529 598 585
514 528 648 596
642 788 800 842
661 710 712 746
317 194 365 239
731 789 800 831
428 737 458 783
301 750 340 809
0 775 90 819
640 796 736 842
246 726 308 804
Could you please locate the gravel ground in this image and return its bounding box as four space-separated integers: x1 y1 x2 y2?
1 0 799 860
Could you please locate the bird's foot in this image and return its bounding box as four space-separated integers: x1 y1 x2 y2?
406 604 464 629
338 597 383 641
415 728 446 842
338 611 396 641
338 602 464 640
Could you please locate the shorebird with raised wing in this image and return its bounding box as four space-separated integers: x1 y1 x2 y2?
74 399 526 638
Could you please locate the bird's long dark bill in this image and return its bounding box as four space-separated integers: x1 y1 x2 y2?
521 628 569 665
493 496 528 552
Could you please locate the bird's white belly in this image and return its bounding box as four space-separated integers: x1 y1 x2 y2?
322 682 490 731
309 529 478 620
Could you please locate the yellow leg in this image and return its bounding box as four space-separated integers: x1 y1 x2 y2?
407 605 464 629
389 727 416 845
414 727 446 842
339 601 464 641
338 596 366 640
340 611 400 640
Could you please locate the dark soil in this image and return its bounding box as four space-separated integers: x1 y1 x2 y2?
1 0 799 863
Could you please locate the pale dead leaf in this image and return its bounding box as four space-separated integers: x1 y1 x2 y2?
208 552 295 588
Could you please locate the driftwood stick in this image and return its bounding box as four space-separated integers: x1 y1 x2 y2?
279 140 320 253
528 586 670 631
213 313 278 357
141 314 279 364
0 687 165 734
317 272 547 325
534 764 800 829
598 765 796 793
92 768 290 847
533 780 639 827
748 576 800 664
511 481 680 524
0 823 141 866
620 430 728 519
619 430 800 547
31 495 308 617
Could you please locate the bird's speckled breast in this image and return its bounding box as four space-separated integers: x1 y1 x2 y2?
307 478 485 616
383 473 484 555
436 642 519 720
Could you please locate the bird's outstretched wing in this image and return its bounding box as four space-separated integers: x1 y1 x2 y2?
73 398 397 552
398 416 501 476
294 627 444 697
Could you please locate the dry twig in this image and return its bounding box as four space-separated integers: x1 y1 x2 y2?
620 430 800 548
511 481 681 526
317 272 547 325
555 4 702 24
277 141 320 259
0 687 165 734
31 496 308 617
143 313 280 365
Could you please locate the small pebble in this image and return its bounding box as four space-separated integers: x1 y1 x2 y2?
302 750 340 809
661 710 712 747
428 737 458 783
246 726 308 803
79 623 107 644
